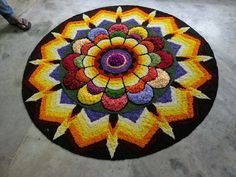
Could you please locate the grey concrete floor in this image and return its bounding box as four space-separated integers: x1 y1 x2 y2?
0 0 236 177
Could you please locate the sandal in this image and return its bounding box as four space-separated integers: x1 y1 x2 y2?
9 18 31 31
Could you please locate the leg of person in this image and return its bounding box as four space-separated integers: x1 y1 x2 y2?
0 0 15 22
0 0 31 30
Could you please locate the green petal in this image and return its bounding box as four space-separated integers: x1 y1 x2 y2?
149 53 161 67
105 87 125 98
74 55 85 68
109 31 126 39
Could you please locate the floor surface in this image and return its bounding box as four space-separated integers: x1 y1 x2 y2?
0 0 236 177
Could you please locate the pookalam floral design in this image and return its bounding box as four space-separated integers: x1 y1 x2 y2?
22 6 218 159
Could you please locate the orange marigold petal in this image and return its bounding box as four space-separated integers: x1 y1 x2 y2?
140 41 155 52
76 69 90 83
94 34 109 44
126 79 145 93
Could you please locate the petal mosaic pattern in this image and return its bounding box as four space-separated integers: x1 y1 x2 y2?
22 6 218 160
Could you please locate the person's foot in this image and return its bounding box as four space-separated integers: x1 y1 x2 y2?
9 16 31 31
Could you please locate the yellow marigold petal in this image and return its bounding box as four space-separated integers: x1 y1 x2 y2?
133 65 149 78
188 87 210 99
78 85 103 105
123 73 140 87
156 117 175 139
92 74 109 87
111 37 125 46
116 6 122 18
106 133 118 158
53 120 70 140
84 67 99 79
128 27 148 39
83 56 95 67
97 39 111 49
137 55 151 65
107 77 124 90
26 91 45 102
87 45 102 56
123 38 139 48
133 44 148 55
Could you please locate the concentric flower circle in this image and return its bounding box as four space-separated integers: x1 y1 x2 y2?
60 24 176 113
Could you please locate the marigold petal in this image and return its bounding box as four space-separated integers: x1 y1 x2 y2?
140 41 155 52
94 34 109 44
73 38 91 54
144 36 164 52
142 67 158 82
78 85 103 105
128 26 148 39
133 65 149 78
83 56 95 67
87 81 105 94
84 67 99 79
123 73 140 87
87 45 102 57
107 77 124 90
126 79 145 93
92 74 109 87
108 24 129 34
148 69 170 88
111 36 125 46
76 69 90 83
123 38 139 48
133 44 148 55
63 72 85 90
137 55 151 65
62 53 79 71
156 51 174 69
102 94 128 111
96 39 111 49
81 43 94 55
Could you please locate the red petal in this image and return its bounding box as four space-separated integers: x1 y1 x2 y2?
108 24 129 34
81 43 94 55
63 72 85 90
62 54 79 71
144 36 164 52
142 67 158 82
156 51 174 69
102 94 128 111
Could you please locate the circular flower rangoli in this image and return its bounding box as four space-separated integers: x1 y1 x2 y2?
22 6 218 159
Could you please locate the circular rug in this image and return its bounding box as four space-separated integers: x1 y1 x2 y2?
22 6 218 160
